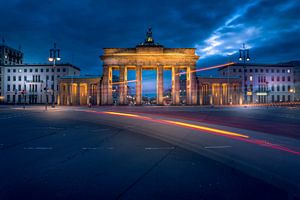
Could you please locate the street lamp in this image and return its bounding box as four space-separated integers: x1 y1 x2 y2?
239 43 250 104
48 42 61 108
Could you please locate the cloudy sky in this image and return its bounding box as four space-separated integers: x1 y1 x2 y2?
1 0 300 92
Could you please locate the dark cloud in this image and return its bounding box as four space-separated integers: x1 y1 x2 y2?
0 0 299 76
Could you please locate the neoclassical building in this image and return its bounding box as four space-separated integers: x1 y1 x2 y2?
100 28 199 105
58 28 242 106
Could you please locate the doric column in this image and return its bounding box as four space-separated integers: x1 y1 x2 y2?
87 83 91 105
219 83 223 105
67 84 71 105
58 83 62 105
209 84 213 105
69 84 73 105
97 83 101 105
136 66 142 105
101 65 113 105
186 66 197 105
172 66 180 105
119 66 128 105
156 65 164 105
77 83 81 105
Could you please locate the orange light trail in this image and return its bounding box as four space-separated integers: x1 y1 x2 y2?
163 120 249 138
112 80 137 85
176 62 235 75
81 110 300 156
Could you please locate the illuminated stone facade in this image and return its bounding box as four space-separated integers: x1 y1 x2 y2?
100 28 199 105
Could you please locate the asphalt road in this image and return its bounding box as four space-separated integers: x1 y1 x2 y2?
0 106 297 199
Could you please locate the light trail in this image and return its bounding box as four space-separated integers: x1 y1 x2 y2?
112 80 137 85
163 120 249 138
81 110 300 156
176 62 235 75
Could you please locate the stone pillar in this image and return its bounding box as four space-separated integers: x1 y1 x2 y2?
119 66 128 105
67 84 71 105
191 66 197 104
156 65 164 105
77 83 81 105
136 66 142 105
58 83 62 105
172 66 180 105
209 84 213 105
220 83 223 105
97 83 101 105
69 84 73 105
87 83 91 105
101 66 113 105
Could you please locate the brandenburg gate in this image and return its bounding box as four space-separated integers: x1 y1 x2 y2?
101 28 199 105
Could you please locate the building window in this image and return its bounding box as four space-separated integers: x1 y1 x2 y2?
41 69 44 73
7 76 10 81
271 76 274 81
24 69 27 72
249 76 253 81
282 76 285 81
7 85 10 91
282 95 285 102
277 95 280 102
271 69 274 73
244 69 247 72
30 69 33 72
13 85 16 91
255 69 258 73
24 76 27 81
18 76 21 81
18 85 21 91
277 85 280 91
35 68 38 73
282 69 285 73
266 69 269 73
7 69 11 73
51 75 54 81
260 69 263 73
238 69 242 72
288 85 291 91
46 68 49 72
288 76 291 81
52 69 54 72
13 76 16 81
271 85 274 91
13 69 16 73
277 76 280 81
63 68 66 72
288 95 291 102
46 75 49 80
7 95 10 102
57 68 60 72
272 95 274 102
282 85 285 91
249 69 252 73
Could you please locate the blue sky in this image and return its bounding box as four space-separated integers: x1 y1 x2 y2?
1 0 300 93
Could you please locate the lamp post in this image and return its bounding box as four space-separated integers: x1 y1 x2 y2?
48 43 61 108
239 43 250 104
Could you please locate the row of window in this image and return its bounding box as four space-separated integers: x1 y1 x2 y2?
244 84 292 92
233 68 291 73
7 75 59 82
245 75 291 82
7 68 66 73
6 84 58 92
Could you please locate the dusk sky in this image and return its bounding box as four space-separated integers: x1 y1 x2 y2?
1 0 300 93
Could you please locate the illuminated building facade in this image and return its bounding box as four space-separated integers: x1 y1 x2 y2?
58 76 101 106
198 77 242 105
3 64 79 104
100 28 199 105
219 63 295 103
0 44 23 102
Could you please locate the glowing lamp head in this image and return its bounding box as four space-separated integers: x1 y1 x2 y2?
48 57 54 62
246 58 250 61
239 57 242 61
56 57 61 61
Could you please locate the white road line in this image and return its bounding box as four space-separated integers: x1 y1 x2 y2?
24 147 53 150
204 145 232 149
82 147 97 150
145 147 175 150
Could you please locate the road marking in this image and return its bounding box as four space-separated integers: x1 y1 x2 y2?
204 145 232 149
82 147 97 150
24 147 53 150
145 147 175 150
